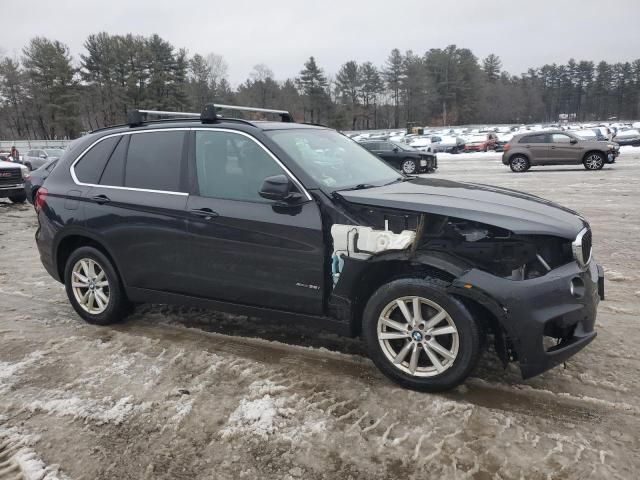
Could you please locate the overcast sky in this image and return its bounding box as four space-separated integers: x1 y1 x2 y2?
1 0 639 85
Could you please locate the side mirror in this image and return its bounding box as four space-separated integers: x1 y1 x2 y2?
259 174 302 203
40 154 47 159
570 138 578 144
392 147 399 153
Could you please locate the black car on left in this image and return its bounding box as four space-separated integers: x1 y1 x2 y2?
359 140 437 174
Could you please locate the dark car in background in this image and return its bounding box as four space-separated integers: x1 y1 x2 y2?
502 130 619 172
25 159 58 204
360 140 437 174
23 148 65 171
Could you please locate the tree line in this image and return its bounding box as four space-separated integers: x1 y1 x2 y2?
1 33 640 140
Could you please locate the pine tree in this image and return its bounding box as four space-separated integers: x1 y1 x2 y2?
296 56 328 123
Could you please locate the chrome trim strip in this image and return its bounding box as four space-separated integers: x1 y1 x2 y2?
70 128 190 196
189 127 312 201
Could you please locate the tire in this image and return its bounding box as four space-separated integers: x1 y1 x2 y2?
362 277 481 392
64 246 132 325
401 159 417 175
9 192 27 203
509 155 530 172
583 152 604 170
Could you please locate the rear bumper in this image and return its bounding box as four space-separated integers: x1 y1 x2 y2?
450 260 603 379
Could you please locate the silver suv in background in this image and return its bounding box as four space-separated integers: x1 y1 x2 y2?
23 148 65 171
502 130 619 172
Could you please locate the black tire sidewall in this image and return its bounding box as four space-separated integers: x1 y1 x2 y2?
9 193 27 203
64 246 129 325
362 278 480 392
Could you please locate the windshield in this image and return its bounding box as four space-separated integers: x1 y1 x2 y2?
267 129 400 190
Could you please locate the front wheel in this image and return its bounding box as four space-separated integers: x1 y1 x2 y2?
9 192 27 203
362 278 481 392
583 152 604 170
401 159 417 174
64 246 131 325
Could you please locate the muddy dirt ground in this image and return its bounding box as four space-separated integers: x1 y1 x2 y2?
1 149 639 479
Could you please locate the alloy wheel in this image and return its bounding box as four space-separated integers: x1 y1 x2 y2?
585 154 603 170
71 258 110 314
377 296 459 377
402 160 417 174
510 157 527 172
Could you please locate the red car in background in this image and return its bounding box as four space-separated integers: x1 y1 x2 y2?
463 133 498 152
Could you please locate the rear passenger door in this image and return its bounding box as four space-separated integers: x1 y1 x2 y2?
78 129 191 294
183 129 325 314
520 133 550 163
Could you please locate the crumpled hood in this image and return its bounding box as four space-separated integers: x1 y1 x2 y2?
338 177 585 239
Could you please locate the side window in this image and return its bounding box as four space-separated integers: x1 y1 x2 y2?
195 130 287 203
74 136 120 184
100 136 128 186
125 131 185 192
379 142 393 152
551 134 571 143
521 134 548 143
361 143 376 151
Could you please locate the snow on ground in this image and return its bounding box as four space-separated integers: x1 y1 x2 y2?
1 149 640 479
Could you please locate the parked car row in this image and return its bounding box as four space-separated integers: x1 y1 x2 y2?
346 120 640 154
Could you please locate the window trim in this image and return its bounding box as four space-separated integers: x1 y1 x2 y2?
70 128 191 196
70 127 311 200
190 127 312 201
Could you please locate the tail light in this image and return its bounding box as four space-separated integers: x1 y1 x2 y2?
503 143 511 152
35 187 48 212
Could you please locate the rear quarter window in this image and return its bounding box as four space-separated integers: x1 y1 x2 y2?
73 136 120 184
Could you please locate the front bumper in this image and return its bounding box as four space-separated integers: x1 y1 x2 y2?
450 260 603 379
0 183 25 198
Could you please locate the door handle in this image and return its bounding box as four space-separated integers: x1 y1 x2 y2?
91 194 111 205
190 208 219 220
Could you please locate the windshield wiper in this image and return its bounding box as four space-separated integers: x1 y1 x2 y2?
337 183 378 192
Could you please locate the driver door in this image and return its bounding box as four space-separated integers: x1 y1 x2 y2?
184 129 325 314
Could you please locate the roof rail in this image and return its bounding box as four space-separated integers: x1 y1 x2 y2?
127 103 293 127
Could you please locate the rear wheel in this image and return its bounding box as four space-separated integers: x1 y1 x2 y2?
363 277 481 392
509 155 530 172
583 152 604 170
9 192 27 203
64 246 131 325
401 159 417 174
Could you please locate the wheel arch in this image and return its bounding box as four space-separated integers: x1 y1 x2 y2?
331 252 468 336
582 149 606 162
55 231 125 287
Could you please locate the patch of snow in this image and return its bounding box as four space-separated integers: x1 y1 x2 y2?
221 379 326 441
25 394 150 425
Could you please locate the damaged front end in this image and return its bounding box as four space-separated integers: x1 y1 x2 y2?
326 200 603 379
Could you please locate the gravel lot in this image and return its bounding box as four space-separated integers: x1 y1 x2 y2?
1 149 639 479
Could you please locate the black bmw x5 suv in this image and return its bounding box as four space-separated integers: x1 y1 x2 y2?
35 103 604 391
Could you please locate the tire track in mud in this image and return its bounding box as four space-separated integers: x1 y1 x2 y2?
0 436 25 480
